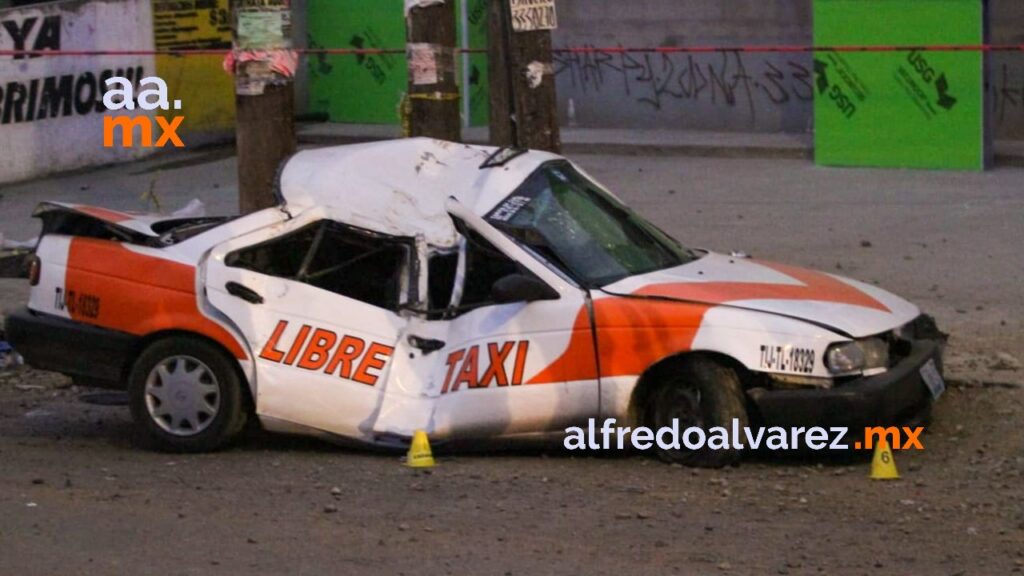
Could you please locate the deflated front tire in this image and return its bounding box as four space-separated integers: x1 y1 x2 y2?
646 357 749 468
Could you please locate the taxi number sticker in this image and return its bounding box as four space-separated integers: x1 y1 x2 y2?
760 345 816 374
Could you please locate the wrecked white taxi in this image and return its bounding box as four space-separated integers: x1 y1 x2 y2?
5 139 946 466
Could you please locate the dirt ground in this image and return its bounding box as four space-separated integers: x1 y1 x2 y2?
1 153 1023 575
1 337 1022 576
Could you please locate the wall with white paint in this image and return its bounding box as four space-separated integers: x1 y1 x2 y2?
0 0 155 184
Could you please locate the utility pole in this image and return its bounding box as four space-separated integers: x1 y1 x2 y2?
232 0 297 214
406 1 461 142
487 0 560 153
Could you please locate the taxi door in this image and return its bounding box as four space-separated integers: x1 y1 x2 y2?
204 210 412 440
427 202 601 439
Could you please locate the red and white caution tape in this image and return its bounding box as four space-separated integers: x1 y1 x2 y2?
1 44 1023 58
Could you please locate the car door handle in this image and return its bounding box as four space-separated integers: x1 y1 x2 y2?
408 335 445 354
226 282 264 305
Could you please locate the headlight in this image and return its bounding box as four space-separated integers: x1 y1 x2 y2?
825 338 888 374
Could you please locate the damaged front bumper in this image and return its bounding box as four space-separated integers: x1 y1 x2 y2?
748 338 944 430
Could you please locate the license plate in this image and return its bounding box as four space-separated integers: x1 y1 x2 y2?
920 359 946 399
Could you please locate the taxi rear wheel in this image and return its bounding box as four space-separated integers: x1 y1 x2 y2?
646 357 749 468
128 336 247 453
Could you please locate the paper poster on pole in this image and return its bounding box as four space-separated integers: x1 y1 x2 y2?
237 10 290 50
408 43 439 85
510 0 557 32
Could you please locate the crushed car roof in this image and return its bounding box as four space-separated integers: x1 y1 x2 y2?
278 138 561 248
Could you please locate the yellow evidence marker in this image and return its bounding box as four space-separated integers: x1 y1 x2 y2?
406 430 436 468
870 438 900 480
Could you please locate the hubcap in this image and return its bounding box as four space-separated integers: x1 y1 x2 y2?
660 387 703 430
144 355 220 436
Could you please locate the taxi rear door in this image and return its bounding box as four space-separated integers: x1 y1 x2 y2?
204 211 412 440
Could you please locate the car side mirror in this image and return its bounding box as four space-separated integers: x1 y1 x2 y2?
491 274 559 304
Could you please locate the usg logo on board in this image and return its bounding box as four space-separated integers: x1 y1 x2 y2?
102 76 185 148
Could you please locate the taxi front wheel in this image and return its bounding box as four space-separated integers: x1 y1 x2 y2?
646 357 749 468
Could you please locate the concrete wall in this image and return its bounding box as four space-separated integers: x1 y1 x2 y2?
990 0 1024 139
552 0 1024 139
2 0 1021 185
0 0 156 185
551 0 814 133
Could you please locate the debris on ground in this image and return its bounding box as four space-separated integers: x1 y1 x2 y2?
0 341 23 371
170 198 207 219
990 352 1021 372
1 238 35 250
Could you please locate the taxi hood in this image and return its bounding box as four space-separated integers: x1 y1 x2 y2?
602 252 920 338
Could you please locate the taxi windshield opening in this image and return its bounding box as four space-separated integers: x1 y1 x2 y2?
486 161 699 287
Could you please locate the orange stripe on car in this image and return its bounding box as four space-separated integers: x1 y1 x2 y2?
72 205 136 223
529 299 706 385
635 262 890 313
527 309 600 384
531 261 889 384
65 238 248 359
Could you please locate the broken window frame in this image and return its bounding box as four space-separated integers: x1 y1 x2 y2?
225 220 417 313
414 217 540 320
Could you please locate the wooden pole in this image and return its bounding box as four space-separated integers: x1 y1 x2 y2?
233 0 296 214
406 1 461 142
487 0 514 147
487 0 560 153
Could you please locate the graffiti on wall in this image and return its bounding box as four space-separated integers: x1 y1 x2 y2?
990 59 1024 136
553 46 814 129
